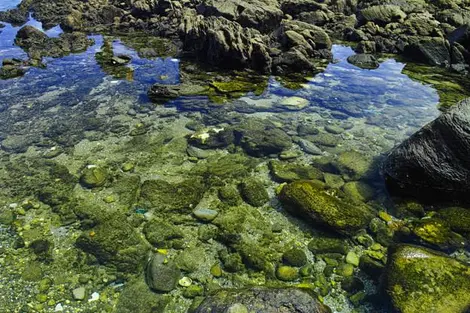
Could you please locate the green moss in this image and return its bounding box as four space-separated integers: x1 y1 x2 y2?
116 279 169 313
79 166 107 188
175 247 207 273
276 266 299 281
218 185 242 206
410 218 466 250
239 178 269 207
438 207 470 236
402 63 470 109
75 214 149 273
139 178 205 213
279 180 374 235
143 218 184 248
183 285 205 298
269 160 323 183
387 244 470 313
335 151 374 180
342 181 375 202
282 248 308 267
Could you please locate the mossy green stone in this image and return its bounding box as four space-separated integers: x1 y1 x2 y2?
279 181 374 235
269 160 323 183
336 151 373 180
282 248 308 267
308 235 348 254
387 244 470 313
218 185 242 206
410 218 466 250
140 178 205 213
80 166 107 188
239 178 269 207
342 181 375 202
438 207 470 235
276 266 299 281
183 285 204 299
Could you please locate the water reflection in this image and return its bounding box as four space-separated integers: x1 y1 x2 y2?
0 0 21 12
0 14 63 62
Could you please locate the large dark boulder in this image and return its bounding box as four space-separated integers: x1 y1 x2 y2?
404 37 451 66
383 98 470 203
193 287 331 313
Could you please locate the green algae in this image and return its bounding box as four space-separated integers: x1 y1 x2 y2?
402 62 470 109
279 180 375 235
387 244 470 313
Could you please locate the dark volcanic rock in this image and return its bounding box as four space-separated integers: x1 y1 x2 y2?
193 287 331 313
383 98 470 203
404 37 451 66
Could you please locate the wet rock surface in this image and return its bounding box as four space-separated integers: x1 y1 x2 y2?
386 244 470 313
384 98 470 203
193 287 332 313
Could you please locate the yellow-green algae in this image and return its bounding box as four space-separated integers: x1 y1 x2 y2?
279 180 375 235
387 244 470 313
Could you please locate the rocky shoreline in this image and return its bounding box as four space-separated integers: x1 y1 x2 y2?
2 0 470 75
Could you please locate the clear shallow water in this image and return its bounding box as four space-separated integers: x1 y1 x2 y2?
0 0 20 11
0 16 460 313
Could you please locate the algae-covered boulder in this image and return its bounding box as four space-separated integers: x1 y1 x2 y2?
80 166 108 188
193 287 331 313
359 5 407 25
383 98 470 203
336 150 375 180
407 218 467 251
75 215 149 272
145 253 181 293
346 54 380 70
233 119 292 157
279 180 374 235
143 218 184 248
239 178 269 207
386 244 470 313
269 160 323 182
116 278 169 313
438 207 470 236
139 178 205 213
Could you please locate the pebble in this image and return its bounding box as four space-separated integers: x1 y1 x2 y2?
179 276 193 287
193 208 219 222
88 292 99 302
298 139 322 155
54 304 64 312
72 287 86 300
346 251 360 267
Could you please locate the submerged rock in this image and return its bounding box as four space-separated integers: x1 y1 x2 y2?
193 287 331 313
75 215 149 272
383 98 470 203
239 178 269 207
386 244 470 313
146 253 181 292
279 180 374 235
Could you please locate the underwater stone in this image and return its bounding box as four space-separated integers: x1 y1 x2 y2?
279 180 374 235
342 181 375 202
386 244 470 313
193 208 219 222
233 119 292 157
282 248 308 267
239 178 269 207
308 234 348 254
438 207 470 235
298 139 323 155
115 279 169 313
187 145 210 159
408 218 467 251
276 266 299 281
323 173 344 189
218 185 243 206
193 287 331 313
269 160 323 182
345 251 360 267
79 166 107 188
1 135 36 153
72 287 86 301
146 253 181 293
324 125 345 135
278 96 309 110
75 215 149 273
336 150 374 180
140 178 205 213
312 133 339 147
143 218 184 248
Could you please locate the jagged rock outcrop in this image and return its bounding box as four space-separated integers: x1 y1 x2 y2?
383 98 470 203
